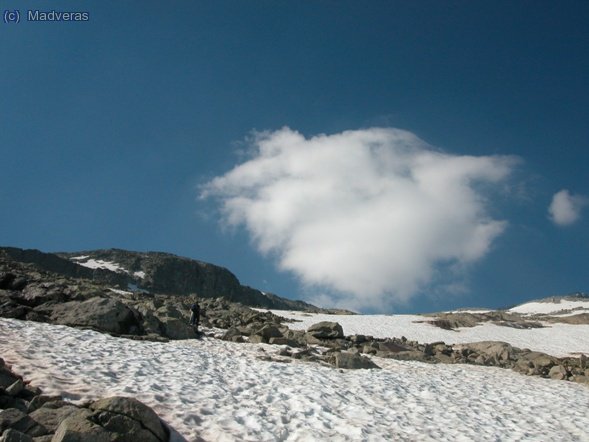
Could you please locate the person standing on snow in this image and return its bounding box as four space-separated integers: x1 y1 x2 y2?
189 299 201 332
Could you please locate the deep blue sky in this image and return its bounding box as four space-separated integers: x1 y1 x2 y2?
1 1 588 313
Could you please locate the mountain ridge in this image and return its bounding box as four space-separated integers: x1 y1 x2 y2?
0 246 351 313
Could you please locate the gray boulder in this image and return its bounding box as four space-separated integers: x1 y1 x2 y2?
253 325 283 341
306 322 344 339
160 319 196 340
378 340 409 353
0 409 36 434
52 396 169 442
19 285 66 307
549 365 568 380
0 429 33 442
89 397 167 442
48 297 137 334
330 352 380 369
457 341 515 365
51 408 111 442
5 380 24 397
28 404 81 435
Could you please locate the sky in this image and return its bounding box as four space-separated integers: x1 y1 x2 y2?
1 1 588 313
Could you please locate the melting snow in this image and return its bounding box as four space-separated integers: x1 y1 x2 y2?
108 288 133 296
1 317 589 441
72 258 128 274
134 271 146 279
509 299 589 315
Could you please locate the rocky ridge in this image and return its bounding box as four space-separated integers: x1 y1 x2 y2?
1 247 348 313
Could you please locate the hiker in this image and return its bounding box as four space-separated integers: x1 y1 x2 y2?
189 300 200 331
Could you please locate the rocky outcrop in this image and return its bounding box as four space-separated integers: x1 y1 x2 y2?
47 297 140 335
306 322 344 339
1 246 335 313
0 358 179 441
0 248 126 288
328 352 380 370
55 249 334 312
419 311 544 330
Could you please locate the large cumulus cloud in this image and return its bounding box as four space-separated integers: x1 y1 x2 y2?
202 127 518 310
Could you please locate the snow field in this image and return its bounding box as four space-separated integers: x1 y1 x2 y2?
1 318 589 442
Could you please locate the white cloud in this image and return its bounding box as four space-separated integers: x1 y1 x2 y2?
202 127 518 311
548 189 588 226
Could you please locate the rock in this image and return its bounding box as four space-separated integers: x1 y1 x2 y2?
9 278 28 291
0 429 33 442
349 335 370 344
0 409 36 434
221 328 243 341
254 325 283 340
513 359 533 374
0 396 28 412
330 352 380 369
573 375 589 385
27 396 63 413
28 404 80 435
48 297 138 334
19 285 65 307
458 341 515 365
362 342 379 355
527 353 557 370
580 353 587 369
160 318 196 340
249 335 265 344
0 298 29 320
548 365 567 380
51 408 110 442
268 337 290 345
0 273 16 290
5 380 24 397
377 341 409 353
135 310 163 336
20 385 41 402
307 322 344 339
393 350 432 363
89 396 167 442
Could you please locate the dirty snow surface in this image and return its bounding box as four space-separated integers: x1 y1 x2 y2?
1 317 589 442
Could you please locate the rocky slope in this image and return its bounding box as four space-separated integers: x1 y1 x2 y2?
1 247 338 312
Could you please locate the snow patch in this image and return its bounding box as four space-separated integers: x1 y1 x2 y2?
108 288 132 296
133 271 146 279
509 299 589 315
72 258 128 274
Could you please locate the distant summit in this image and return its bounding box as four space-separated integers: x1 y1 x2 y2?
0 246 349 313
